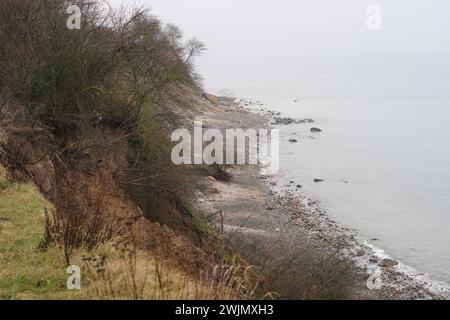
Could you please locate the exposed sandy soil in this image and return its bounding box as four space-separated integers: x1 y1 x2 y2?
0 95 215 274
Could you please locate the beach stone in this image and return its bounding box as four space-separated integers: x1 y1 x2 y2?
310 127 322 132
356 249 366 257
379 259 399 268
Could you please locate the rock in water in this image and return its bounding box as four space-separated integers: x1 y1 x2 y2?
289 138 298 143
310 127 322 132
313 179 324 183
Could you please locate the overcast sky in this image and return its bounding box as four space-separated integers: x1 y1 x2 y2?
108 0 450 95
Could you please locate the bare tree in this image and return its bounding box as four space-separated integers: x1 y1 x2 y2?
183 38 206 64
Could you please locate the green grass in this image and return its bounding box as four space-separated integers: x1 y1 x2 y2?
0 169 77 299
185 203 216 237
0 167 242 300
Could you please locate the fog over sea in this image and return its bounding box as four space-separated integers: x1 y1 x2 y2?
223 73 450 287
112 0 450 286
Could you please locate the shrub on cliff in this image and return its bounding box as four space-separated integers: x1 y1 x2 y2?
0 0 207 248
0 0 205 132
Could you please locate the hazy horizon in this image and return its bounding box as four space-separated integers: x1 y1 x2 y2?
109 0 450 98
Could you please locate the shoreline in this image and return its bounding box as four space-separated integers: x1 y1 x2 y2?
195 96 448 300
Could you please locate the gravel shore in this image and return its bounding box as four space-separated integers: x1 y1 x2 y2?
194 98 447 300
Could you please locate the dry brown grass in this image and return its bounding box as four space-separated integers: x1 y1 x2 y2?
231 236 356 300
71 243 259 300
0 167 259 300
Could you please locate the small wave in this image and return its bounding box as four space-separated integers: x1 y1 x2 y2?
362 241 450 299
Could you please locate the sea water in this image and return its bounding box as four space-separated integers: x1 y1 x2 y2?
211 72 450 288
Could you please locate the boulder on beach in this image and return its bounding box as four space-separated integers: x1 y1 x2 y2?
356 249 366 257
211 167 232 182
379 259 399 268
310 127 322 133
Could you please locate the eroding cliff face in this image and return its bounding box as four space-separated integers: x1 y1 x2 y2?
0 89 220 272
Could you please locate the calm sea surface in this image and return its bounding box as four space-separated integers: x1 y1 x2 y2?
211 73 450 285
